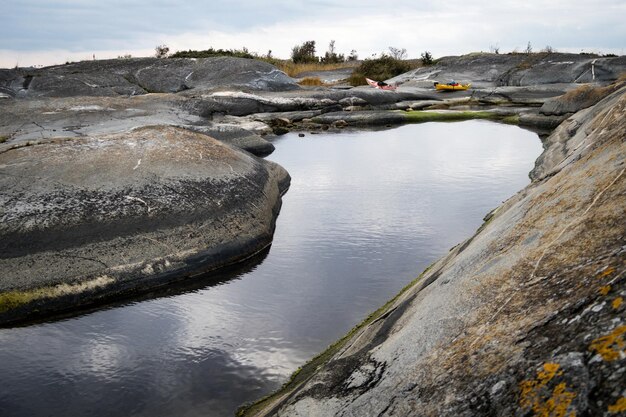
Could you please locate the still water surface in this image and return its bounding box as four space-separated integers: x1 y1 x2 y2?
0 121 542 416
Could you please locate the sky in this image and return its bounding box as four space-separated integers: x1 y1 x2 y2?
1 0 625 68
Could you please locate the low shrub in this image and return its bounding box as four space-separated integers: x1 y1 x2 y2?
170 48 255 59
348 55 411 86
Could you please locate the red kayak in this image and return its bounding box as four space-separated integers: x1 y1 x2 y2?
366 78 396 91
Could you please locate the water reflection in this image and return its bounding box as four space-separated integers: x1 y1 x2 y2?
0 121 542 416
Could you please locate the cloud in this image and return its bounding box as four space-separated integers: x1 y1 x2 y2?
1 0 624 67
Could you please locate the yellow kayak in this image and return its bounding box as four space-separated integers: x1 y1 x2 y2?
434 82 471 91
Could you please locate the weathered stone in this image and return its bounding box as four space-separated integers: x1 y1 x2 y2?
178 124 275 156
0 126 290 325
518 112 568 130
312 110 406 126
247 81 626 417
390 53 626 88
3 57 300 98
531 86 626 180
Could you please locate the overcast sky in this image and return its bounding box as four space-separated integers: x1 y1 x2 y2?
1 0 625 68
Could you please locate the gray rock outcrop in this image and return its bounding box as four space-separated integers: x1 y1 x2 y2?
247 86 626 417
390 53 626 88
0 126 289 325
0 57 300 98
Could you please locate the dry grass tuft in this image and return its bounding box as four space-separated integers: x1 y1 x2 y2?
298 77 324 86
276 62 355 77
560 83 619 105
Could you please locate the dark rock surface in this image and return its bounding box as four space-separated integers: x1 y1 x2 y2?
311 110 406 126
0 57 299 98
390 53 626 88
246 86 626 417
0 126 289 325
182 124 276 156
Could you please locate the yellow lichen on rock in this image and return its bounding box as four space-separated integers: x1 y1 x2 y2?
612 297 623 310
600 285 612 295
608 397 626 413
598 267 616 279
519 363 577 417
589 326 626 361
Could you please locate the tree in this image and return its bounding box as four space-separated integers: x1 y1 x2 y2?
348 49 358 61
388 46 407 60
525 41 533 54
490 44 500 54
291 40 318 64
421 51 434 65
155 44 170 58
321 40 345 64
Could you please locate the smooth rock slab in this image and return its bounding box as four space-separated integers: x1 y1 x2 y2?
250 81 626 417
2 57 300 98
0 126 290 325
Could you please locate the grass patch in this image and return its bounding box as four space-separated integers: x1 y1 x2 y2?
403 110 500 123
0 276 115 314
502 115 521 125
297 77 324 86
0 290 40 313
237 263 435 417
0 135 10 144
558 82 622 107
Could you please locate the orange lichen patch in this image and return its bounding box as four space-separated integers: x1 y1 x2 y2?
589 326 626 361
608 397 626 413
600 285 612 295
519 363 577 417
539 363 562 381
598 267 616 279
612 297 623 310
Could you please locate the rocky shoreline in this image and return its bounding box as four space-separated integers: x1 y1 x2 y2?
1 54 625 416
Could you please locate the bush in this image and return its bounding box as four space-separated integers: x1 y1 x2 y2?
170 48 255 59
155 44 170 58
421 51 434 65
388 46 407 60
348 55 411 86
291 41 318 64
